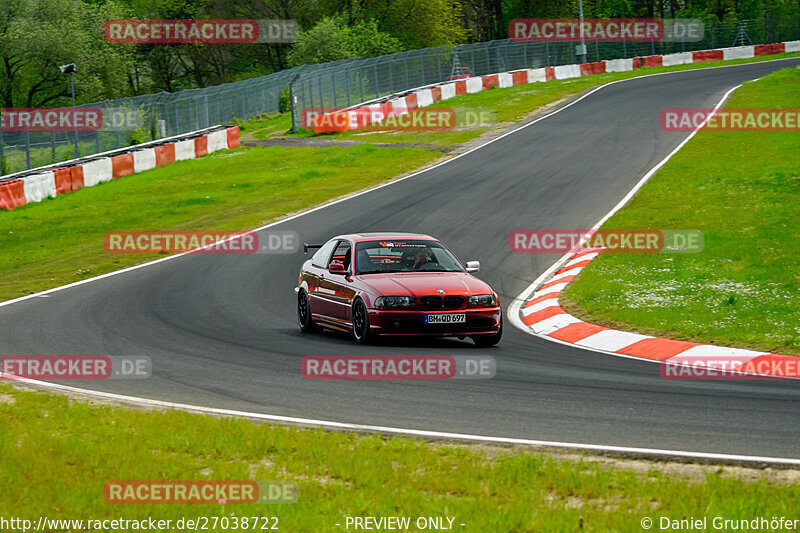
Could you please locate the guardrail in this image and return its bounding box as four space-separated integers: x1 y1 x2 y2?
0 125 240 210
0 125 227 184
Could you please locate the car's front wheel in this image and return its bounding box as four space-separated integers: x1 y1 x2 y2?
471 317 502 347
352 298 372 344
298 290 320 333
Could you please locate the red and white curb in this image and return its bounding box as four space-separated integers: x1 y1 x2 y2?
517 247 798 380
507 77 799 381
0 126 240 211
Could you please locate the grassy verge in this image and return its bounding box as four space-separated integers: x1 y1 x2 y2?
1 382 798 531
2 52 798 305
0 145 438 301
562 65 800 355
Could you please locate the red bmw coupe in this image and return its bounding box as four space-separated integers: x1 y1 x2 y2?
295 233 502 345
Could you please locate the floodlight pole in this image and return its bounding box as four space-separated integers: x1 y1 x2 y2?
69 71 78 157
60 63 79 157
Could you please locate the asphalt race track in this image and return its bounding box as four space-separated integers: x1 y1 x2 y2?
2 59 799 459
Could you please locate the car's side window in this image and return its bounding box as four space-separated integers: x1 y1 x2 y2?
311 240 337 268
329 241 352 272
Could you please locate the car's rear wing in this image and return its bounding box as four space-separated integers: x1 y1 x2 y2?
303 243 323 254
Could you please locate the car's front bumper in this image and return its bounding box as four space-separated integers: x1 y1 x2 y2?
367 307 501 336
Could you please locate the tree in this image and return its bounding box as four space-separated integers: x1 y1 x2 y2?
0 0 133 107
287 16 403 66
368 0 469 48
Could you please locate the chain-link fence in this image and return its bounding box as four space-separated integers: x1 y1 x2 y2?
0 66 303 176
291 16 800 131
1 17 798 176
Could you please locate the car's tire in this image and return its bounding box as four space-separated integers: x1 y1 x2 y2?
471 317 502 347
298 290 320 333
352 298 372 344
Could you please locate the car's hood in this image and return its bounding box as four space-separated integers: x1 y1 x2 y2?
356 272 493 298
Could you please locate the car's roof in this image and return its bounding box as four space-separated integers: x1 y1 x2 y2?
337 233 437 243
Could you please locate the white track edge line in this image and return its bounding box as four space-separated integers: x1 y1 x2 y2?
507 71 799 379
507 81 742 344
3 58 799 465
6 375 799 465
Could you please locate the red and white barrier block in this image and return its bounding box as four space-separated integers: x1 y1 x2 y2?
314 39 800 134
519 249 798 380
0 126 240 210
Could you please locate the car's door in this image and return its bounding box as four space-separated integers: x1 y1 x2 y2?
306 239 337 320
320 240 356 324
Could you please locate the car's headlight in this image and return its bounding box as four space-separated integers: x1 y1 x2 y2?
469 294 497 307
375 296 416 308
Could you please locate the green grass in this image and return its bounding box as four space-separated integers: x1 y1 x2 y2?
0 144 438 301
562 65 800 355
2 52 798 306
1 382 798 531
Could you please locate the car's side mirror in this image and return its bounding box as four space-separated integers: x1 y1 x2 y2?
328 262 347 275
465 261 480 273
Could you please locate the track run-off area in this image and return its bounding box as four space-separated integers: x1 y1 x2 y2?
2 58 799 463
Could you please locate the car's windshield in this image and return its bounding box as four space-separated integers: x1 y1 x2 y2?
354 239 465 275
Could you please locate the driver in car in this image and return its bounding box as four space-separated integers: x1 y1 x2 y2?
412 246 435 270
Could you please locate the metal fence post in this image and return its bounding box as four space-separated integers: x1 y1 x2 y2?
0 126 5 175
114 107 121 149
374 64 380 98
346 68 351 107
25 129 31 169
51 130 57 163
151 97 158 138
288 70 303 133
332 72 337 109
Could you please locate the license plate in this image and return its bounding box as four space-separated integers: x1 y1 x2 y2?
425 313 466 324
